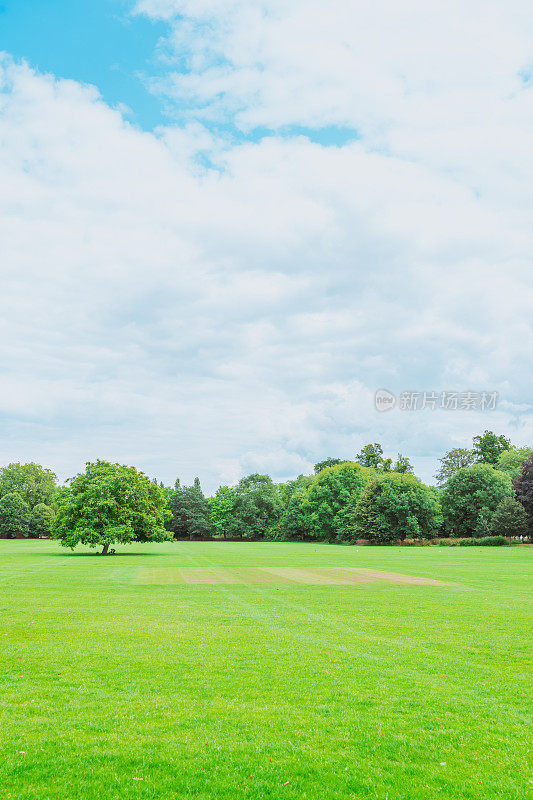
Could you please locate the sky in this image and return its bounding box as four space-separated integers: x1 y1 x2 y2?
0 0 532 491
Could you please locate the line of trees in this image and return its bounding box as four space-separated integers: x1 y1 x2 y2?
0 431 531 552
164 432 531 545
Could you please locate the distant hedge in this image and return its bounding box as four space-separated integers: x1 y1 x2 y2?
438 535 509 547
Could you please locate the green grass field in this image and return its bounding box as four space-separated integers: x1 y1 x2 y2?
1 540 531 799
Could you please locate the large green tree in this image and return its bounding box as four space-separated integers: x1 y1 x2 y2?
472 430 511 466
168 478 212 540
435 448 476 486
440 464 513 538
0 492 31 538
0 463 57 508
280 486 313 541
53 460 172 554
209 485 238 539
231 474 283 539
346 474 442 543
304 462 371 542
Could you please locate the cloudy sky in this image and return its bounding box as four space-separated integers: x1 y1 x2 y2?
1 0 532 491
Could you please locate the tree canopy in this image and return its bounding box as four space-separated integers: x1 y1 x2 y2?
355 443 385 471
355 444 413 475
472 431 511 466
303 462 371 541
168 478 212 540
435 448 476 486
496 447 533 480
232 474 283 539
513 454 533 536
209 485 238 539
29 503 55 538
440 464 513 538
0 492 31 539
346 473 442 543
53 460 172 554
0 463 57 508
490 497 528 539
313 458 343 474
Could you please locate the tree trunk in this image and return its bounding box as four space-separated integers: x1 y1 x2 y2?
101 543 110 555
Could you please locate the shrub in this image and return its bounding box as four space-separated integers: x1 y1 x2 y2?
440 464 513 538
347 473 442 544
438 536 509 546
478 535 510 546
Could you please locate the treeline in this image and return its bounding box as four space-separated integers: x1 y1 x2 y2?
166 432 533 544
0 431 532 546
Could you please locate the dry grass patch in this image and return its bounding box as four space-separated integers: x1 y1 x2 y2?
334 566 449 585
134 565 450 586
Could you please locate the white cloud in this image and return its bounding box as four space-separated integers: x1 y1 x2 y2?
1 0 533 494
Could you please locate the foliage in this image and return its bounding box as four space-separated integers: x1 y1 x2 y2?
29 503 55 538
232 474 283 538
0 492 31 538
313 458 342 474
435 448 476 486
392 454 414 474
347 473 442 543
168 478 212 540
489 497 528 539
440 464 513 538
278 474 314 506
496 447 533 480
355 444 413 476
355 443 385 470
156 481 175 504
0 462 57 508
513 454 533 536
52 460 172 553
209 485 238 539
303 462 371 541
472 430 511 465
279 486 312 541
438 536 510 546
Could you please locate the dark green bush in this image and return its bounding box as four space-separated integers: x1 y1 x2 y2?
478 535 510 546
438 536 509 547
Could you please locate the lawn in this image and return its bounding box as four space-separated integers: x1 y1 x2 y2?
0 540 531 799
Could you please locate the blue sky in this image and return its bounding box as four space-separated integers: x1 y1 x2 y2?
0 0 531 490
0 0 168 128
0 0 360 144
